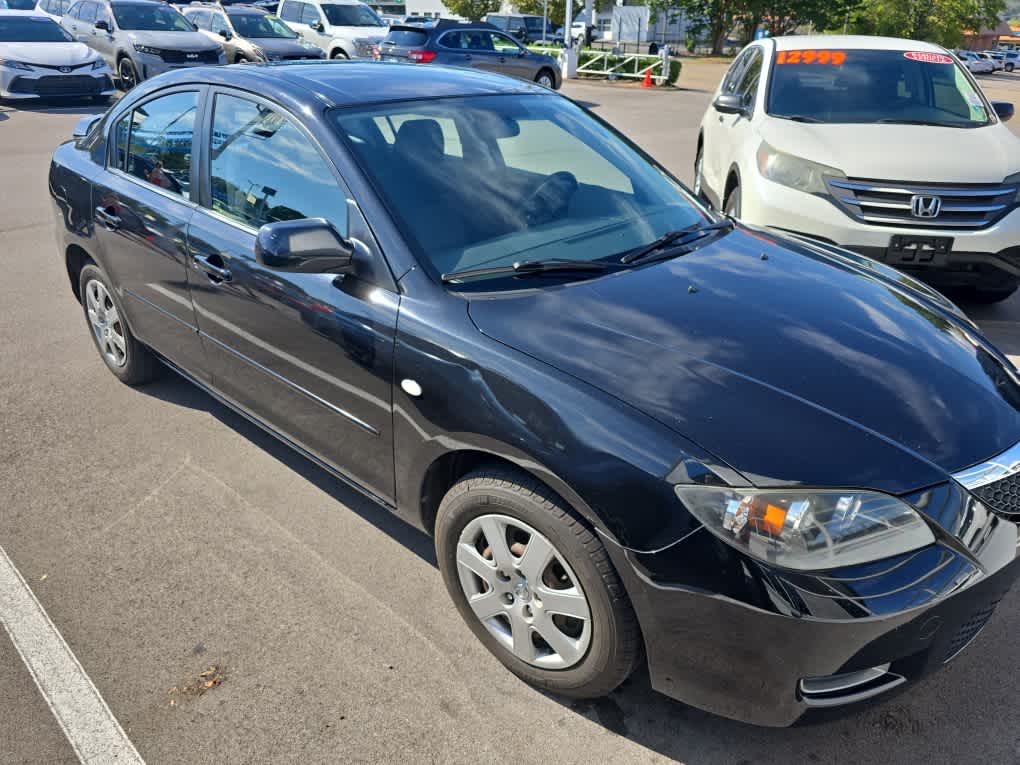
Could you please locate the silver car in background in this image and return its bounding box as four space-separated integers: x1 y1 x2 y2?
61 0 223 89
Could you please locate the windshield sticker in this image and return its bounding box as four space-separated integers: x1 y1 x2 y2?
903 51 954 64
776 50 847 65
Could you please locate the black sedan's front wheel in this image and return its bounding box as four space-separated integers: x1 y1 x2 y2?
436 468 642 698
535 68 557 89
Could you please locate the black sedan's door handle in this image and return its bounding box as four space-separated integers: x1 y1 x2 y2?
95 206 121 229
193 253 232 283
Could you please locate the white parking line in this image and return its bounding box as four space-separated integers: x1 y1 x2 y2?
0 545 144 764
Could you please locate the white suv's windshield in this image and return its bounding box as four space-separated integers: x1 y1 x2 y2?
333 94 707 285
767 49 991 128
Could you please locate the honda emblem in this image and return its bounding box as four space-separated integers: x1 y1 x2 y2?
910 195 942 219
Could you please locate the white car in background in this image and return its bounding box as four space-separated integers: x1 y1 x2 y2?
695 35 1020 302
978 51 1002 71
958 50 994 74
0 10 114 100
277 0 386 59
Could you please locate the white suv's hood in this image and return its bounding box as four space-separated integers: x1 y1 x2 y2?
759 120 1020 183
0 41 97 66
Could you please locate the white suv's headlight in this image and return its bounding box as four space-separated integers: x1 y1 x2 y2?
675 486 935 571
756 140 845 195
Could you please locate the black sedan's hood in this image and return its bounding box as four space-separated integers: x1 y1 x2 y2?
468 228 1020 494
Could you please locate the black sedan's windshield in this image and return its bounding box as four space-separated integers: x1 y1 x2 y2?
112 3 194 31
0 15 73 41
332 94 708 285
768 49 991 127
321 3 382 27
228 13 295 38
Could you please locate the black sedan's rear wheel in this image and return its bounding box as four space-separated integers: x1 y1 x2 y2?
435 467 642 698
79 264 158 385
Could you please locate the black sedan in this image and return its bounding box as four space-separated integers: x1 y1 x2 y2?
50 62 1020 726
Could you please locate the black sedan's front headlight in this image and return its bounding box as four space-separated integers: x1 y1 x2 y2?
676 486 935 571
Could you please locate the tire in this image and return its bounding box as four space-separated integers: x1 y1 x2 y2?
724 182 741 218
117 57 139 91
969 283 1019 304
535 68 556 89
693 145 708 204
435 467 642 699
1007 63 1015 72
330 49 349 60
79 264 159 385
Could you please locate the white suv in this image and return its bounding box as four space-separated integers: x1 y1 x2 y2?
277 0 385 59
696 35 1020 302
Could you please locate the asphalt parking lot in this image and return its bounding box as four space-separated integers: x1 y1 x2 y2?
4 62 1020 765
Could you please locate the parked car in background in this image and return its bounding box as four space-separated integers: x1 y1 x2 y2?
277 0 385 58
376 19 561 89
183 3 323 62
485 13 559 44
61 0 223 89
696 35 1020 302
4 0 40 8
978 51 1002 71
0 10 114 99
401 14 432 25
52 61 1020 730
1001 50 1019 72
35 0 72 22
957 50 994 74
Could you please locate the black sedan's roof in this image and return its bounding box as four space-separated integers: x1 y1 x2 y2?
151 61 550 108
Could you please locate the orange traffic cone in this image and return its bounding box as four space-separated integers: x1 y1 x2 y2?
641 69 653 88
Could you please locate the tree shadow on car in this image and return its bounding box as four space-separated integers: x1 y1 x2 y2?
138 370 439 567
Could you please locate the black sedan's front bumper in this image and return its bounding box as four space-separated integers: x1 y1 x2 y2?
602 492 1020 727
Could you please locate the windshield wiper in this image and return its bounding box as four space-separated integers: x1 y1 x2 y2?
441 259 617 283
620 220 733 265
876 118 969 128
775 114 824 123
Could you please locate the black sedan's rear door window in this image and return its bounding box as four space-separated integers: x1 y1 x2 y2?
113 91 199 199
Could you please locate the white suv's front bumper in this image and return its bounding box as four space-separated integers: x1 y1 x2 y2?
742 173 1020 286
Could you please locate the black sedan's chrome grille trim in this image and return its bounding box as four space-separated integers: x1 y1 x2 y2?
826 178 1017 230
954 440 1020 515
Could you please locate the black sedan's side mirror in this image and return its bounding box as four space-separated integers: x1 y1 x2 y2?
94 19 109 31
255 218 354 273
713 92 746 115
992 100 1015 122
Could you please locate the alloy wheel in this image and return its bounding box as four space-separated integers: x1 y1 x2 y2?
537 72 554 88
455 514 591 669
85 279 128 368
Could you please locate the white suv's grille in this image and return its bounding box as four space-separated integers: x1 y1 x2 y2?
825 178 1017 230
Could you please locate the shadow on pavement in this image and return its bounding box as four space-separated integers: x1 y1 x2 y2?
139 371 439 567
137 353 1019 764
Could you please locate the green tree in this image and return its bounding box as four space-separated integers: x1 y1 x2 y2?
443 0 500 21
514 0 583 29
847 0 1005 46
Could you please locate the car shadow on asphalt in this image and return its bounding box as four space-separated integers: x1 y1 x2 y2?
138 371 439 567
137 363 1016 764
